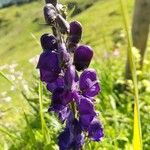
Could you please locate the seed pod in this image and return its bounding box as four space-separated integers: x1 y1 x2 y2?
56 14 70 34
40 34 58 50
74 45 93 71
45 0 57 6
44 4 57 25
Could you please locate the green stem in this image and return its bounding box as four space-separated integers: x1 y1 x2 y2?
119 0 142 149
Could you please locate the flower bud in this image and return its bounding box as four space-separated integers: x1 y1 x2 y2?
45 0 57 6
69 21 82 43
74 45 93 71
56 14 70 34
44 4 57 25
40 34 58 50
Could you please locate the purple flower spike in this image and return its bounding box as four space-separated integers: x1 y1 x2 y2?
88 118 104 141
37 51 61 82
38 2 104 149
74 45 93 71
40 34 58 50
80 69 100 98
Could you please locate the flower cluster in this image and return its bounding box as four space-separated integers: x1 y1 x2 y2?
37 0 104 149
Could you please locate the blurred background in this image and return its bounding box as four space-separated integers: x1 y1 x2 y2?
0 0 150 149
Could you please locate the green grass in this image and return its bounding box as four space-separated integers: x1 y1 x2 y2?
0 0 150 149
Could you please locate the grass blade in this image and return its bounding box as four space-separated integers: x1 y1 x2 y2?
119 0 142 149
0 71 14 85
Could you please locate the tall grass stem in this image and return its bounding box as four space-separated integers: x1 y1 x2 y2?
119 0 142 149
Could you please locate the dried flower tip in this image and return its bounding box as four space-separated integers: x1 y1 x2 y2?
44 4 57 25
56 3 67 19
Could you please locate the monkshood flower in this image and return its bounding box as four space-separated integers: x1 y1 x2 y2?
74 45 93 71
37 0 104 149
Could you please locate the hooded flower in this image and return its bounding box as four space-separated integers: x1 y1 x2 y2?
77 96 97 130
79 69 100 98
37 51 61 82
74 45 93 71
88 118 104 141
46 76 64 92
40 34 58 50
58 118 84 150
69 21 82 44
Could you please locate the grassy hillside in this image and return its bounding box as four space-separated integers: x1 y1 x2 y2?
0 0 134 135
0 0 150 149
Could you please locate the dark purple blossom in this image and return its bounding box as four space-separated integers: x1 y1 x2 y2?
37 51 61 82
49 104 70 122
74 45 93 71
88 118 104 141
77 96 97 129
79 69 100 98
58 119 84 150
69 21 82 44
40 34 58 50
47 76 64 92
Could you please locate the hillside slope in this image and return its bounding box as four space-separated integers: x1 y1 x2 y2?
0 0 134 127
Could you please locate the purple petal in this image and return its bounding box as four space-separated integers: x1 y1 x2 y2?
79 69 100 97
52 87 74 106
40 34 58 50
59 119 84 150
77 97 96 115
58 43 70 64
64 65 79 90
49 104 70 122
74 45 93 71
88 118 104 141
37 51 60 72
40 69 59 82
47 77 64 92
77 97 96 129
69 21 82 44
58 127 74 150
